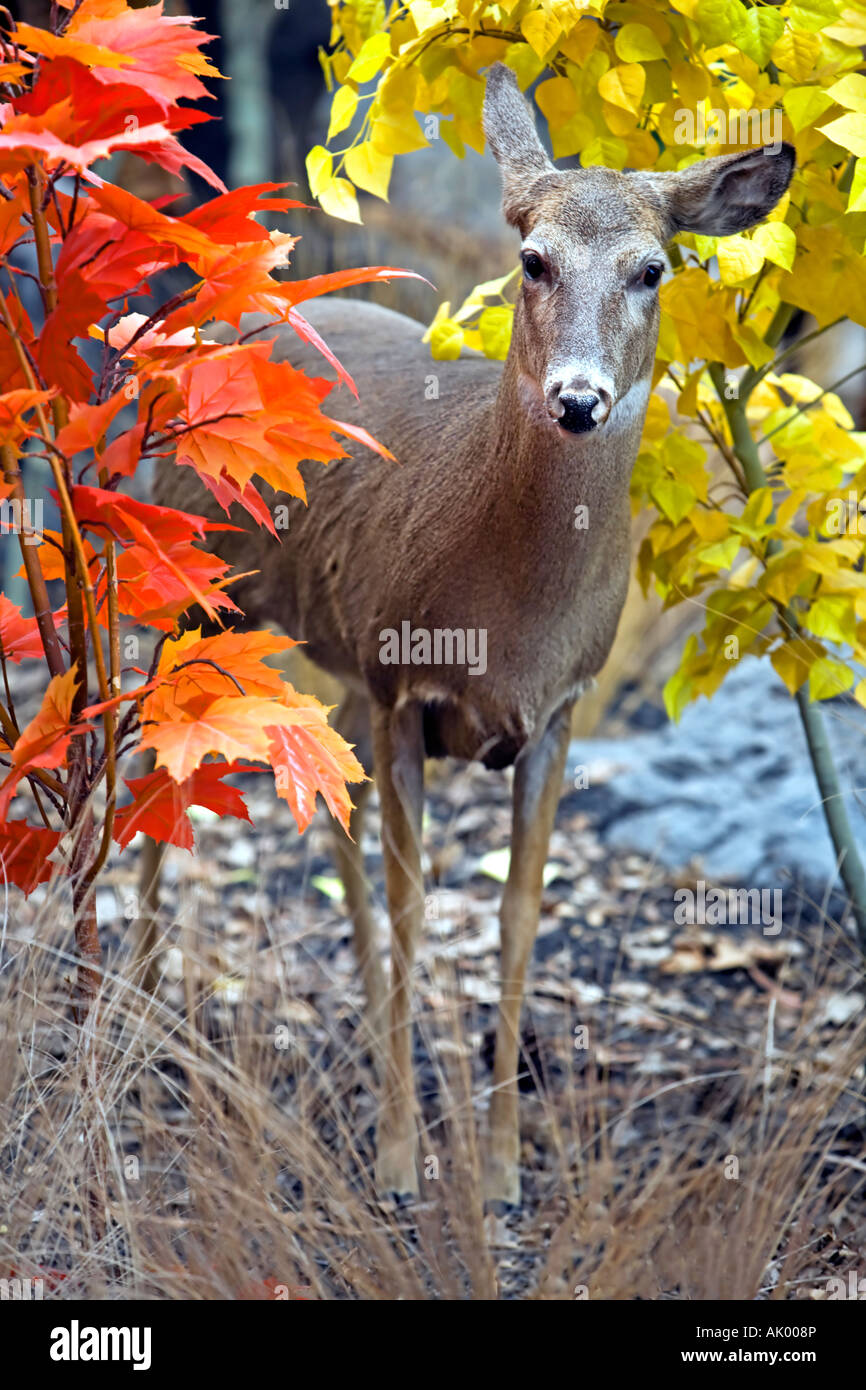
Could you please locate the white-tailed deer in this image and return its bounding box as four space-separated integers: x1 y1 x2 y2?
154 64 793 1204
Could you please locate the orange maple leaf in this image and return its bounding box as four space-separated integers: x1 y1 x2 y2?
0 668 89 818
138 690 365 831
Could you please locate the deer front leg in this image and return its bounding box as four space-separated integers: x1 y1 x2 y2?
331 691 387 1081
486 699 573 1207
370 699 425 1198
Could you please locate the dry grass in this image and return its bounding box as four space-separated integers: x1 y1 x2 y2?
1 868 864 1302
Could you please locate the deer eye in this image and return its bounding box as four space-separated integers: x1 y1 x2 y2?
522 251 546 281
640 263 663 289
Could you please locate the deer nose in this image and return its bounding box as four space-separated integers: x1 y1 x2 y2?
546 382 613 434
559 393 601 434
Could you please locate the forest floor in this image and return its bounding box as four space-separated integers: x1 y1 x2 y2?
3 661 866 1299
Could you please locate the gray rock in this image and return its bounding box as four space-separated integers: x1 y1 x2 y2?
569 660 866 885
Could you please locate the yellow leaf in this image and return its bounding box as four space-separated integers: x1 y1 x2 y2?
732 321 776 369
808 656 854 701
661 269 734 362
327 86 359 141
650 477 696 524
305 145 332 199
535 76 578 128
641 394 671 442
520 11 563 59
826 73 866 114
346 33 391 84
559 21 600 66
614 23 665 62
693 234 718 262
478 306 513 359
380 63 419 114
503 43 545 91
819 112 866 156
597 64 645 116
771 28 821 83
671 61 711 109
440 120 465 159
805 596 857 644
770 639 813 694
783 85 834 134
691 510 730 542
410 0 451 28
430 318 464 360
370 110 428 155
848 157 866 213
581 134 628 169
753 222 796 271
664 635 699 721
318 177 362 224
824 10 866 44
698 535 741 569
717 234 765 285
344 141 393 200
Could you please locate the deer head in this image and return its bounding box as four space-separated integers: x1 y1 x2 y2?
483 64 794 438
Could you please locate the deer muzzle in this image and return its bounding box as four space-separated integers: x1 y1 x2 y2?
545 378 613 433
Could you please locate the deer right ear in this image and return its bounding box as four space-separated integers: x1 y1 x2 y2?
483 64 555 230
660 145 796 237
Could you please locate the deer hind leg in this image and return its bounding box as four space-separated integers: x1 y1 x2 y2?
370 699 425 1198
330 690 387 1081
486 699 573 1207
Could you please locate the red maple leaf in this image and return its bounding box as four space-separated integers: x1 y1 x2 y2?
0 595 64 663
0 820 61 893
37 270 106 402
113 761 253 851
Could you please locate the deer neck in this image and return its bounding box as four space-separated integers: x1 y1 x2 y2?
475 344 649 545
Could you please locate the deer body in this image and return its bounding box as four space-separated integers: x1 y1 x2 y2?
187 298 639 765
155 65 793 1203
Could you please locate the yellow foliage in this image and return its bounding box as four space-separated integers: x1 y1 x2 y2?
318 0 866 715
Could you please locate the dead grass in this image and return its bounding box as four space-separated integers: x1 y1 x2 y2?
1 867 864 1301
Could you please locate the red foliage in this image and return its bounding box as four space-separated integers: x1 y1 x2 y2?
0 0 400 896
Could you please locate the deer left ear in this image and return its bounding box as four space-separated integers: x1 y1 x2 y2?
483 62 556 231
649 144 795 237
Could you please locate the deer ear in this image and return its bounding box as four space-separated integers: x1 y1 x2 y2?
483 63 555 229
661 145 795 236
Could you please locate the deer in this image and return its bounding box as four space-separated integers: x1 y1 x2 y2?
153 64 793 1205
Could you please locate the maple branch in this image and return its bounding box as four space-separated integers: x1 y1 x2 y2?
18 179 91 749
27 165 59 314
87 441 123 885
0 443 65 678
666 365 748 493
756 364 866 446
170 658 247 697
155 411 246 445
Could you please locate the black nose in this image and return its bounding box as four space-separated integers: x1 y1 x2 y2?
559 393 600 434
